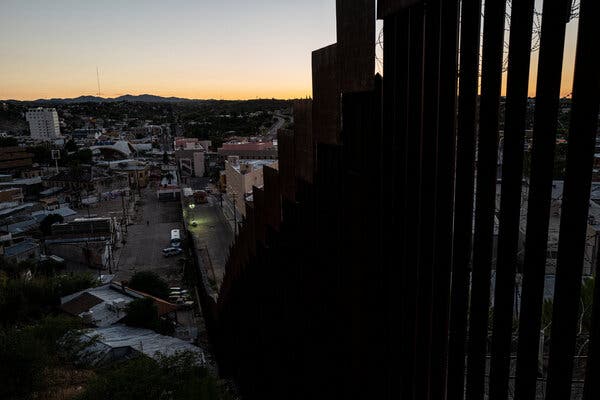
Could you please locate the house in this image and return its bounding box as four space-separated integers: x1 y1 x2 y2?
60 282 179 328
0 176 43 200
0 147 34 174
45 217 119 271
224 156 278 216
45 168 129 205
76 324 205 367
0 187 24 204
96 160 150 189
2 238 40 264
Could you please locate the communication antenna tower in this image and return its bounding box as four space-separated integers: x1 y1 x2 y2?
96 67 102 97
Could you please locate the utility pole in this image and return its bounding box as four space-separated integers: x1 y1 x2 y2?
232 193 237 235
107 242 114 274
120 193 128 235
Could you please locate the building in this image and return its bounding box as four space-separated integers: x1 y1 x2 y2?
203 151 224 178
60 282 178 325
97 160 150 190
2 238 40 264
174 137 210 180
45 168 129 205
0 215 39 238
0 175 43 200
0 187 24 204
217 139 278 160
46 217 119 271
176 150 205 179
0 147 34 174
76 324 205 367
26 108 61 140
70 128 102 140
224 156 278 216
60 281 181 326
156 166 181 201
173 137 209 151
90 140 137 160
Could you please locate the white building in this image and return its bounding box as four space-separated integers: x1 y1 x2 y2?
174 137 208 179
26 108 61 140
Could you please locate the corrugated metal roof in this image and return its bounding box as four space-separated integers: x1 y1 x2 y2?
4 218 38 234
3 238 39 257
60 283 179 327
79 324 205 366
32 207 77 220
39 186 64 196
61 284 134 327
0 203 35 217
61 292 103 316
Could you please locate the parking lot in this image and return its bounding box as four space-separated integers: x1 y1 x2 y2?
114 187 185 285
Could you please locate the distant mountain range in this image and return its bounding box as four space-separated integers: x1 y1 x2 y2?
8 94 215 104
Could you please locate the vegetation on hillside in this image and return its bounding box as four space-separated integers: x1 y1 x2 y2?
77 351 229 400
0 258 228 400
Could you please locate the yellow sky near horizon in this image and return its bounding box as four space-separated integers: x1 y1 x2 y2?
0 1 580 101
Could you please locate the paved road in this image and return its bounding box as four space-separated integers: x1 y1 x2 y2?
185 195 234 289
114 187 184 285
268 115 285 135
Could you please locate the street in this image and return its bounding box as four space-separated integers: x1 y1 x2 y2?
114 187 184 284
184 193 234 290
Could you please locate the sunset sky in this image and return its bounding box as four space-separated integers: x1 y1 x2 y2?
0 0 579 100
0 0 337 100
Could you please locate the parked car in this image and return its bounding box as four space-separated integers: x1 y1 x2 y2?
162 247 183 257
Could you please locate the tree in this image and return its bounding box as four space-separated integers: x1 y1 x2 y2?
40 213 64 236
74 148 93 164
28 144 52 164
64 139 78 153
128 271 170 300
124 298 160 330
0 137 18 147
0 315 83 400
0 272 96 323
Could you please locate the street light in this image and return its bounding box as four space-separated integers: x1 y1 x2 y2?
188 203 195 209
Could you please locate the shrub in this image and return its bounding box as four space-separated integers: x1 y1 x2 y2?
0 315 83 400
40 213 64 236
128 271 170 300
124 298 160 331
77 352 228 400
0 273 97 325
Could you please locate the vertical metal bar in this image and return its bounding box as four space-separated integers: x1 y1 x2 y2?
466 0 507 399
401 5 426 399
382 9 411 399
489 1 536 399
415 2 441 398
514 1 572 398
447 1 483 399
430 0 460 398
546 0 600 397
585 250 600 399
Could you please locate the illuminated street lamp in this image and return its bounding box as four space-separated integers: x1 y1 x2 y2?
189 203 195 210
